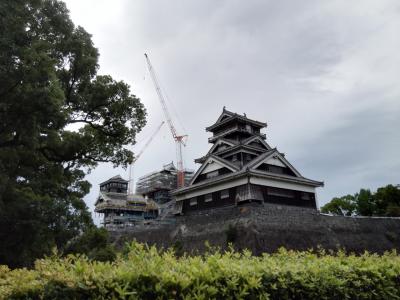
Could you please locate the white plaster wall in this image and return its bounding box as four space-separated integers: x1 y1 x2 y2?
250 177 316 193
175 177 248 200
202 161 225 173
264 157 286 167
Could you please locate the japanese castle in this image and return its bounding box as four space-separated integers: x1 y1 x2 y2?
173 108 323 214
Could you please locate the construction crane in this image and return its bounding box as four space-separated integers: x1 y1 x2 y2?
128 121 165 195
144 53 188 188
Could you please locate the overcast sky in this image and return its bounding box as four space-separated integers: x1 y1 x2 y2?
63 0 400 223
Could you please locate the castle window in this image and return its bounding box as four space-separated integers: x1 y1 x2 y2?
190 198 198 206
232 154 238 162
205 194 212 202
268 187 295 198
301 192 312 200
221 189 229 199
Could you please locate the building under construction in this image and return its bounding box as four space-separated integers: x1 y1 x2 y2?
136 162 194 204
94 175 158 228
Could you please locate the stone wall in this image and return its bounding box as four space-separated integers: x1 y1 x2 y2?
110 203 400 254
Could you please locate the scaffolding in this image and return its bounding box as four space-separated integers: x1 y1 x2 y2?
135 162 193 204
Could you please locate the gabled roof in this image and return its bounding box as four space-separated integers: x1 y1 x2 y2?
213 108 235 124
174 169 247 196
173 168 323 197
95 191 127 205
206 107 267 132
250 169 324 187
219 144 267 158
195 143 269 165
189 154 239 185
206 138 237 155
245 149 302 177
99 175 128 186
194 138 239 163
242 135 272 150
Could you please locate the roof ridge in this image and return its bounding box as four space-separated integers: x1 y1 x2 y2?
250 169 324 187
206 109 267 131
99 175 128 185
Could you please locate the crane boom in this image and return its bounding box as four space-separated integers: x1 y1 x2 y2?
128 121 165 195
144 53 179 140
144 53 187 188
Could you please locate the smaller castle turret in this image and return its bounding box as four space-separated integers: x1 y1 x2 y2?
95 175 158 228
99 175 128 193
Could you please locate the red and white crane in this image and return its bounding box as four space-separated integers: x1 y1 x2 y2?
144 53 187 188
128 121 165 195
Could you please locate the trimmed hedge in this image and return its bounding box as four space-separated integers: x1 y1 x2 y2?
1 243 400 299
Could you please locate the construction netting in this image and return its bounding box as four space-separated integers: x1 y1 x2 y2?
135 162 194 197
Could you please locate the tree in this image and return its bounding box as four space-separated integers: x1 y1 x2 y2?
374 185 400 216
321 185 400 217
64 227 116 262
320 195 356 216
0 0 146 267
355 189 375 216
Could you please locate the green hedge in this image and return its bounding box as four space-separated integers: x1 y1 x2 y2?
1 243 400 299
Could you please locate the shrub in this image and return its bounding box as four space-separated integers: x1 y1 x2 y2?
172 240 184 256
1 243 400 299
64 227 116 262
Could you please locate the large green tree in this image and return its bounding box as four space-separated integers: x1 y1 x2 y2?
320 195 356 216
0 0 146 267
321 185 400 217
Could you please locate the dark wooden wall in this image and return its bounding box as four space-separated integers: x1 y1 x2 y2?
257 185 316 208
181 184 317 213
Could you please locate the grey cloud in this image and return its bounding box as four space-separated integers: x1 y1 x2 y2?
63 0 400 221
294 99 400 203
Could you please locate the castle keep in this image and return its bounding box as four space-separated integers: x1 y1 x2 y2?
173 108 324 214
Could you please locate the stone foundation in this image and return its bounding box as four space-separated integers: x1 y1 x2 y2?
110 203 400 254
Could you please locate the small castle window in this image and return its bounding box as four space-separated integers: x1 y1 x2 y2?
190 198 198 206
268 187 295 198
205 194 212 202
221 189 229 199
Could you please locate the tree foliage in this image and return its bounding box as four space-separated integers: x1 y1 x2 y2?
320 195 357 216
321 185 400 217
64 227 116 262
0 0 146 267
